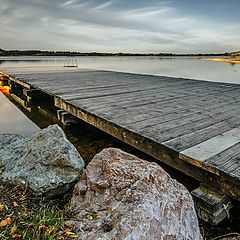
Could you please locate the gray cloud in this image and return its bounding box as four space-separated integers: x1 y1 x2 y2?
0 0 239 52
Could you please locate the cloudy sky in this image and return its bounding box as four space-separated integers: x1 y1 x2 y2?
0 0 240 53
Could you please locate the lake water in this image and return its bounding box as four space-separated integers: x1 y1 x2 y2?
0 56 240 135
0 92 39 136
1 56 240 84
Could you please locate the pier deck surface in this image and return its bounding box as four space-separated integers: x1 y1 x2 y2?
2 67 240 199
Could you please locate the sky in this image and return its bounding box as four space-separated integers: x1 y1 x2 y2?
0 0 240 53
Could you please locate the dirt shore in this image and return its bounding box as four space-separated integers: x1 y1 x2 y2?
202 58 240 64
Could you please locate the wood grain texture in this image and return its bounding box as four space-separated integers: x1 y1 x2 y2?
4 68 240 199
179 128 240 162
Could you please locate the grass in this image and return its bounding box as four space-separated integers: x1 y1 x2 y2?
0 180 76 240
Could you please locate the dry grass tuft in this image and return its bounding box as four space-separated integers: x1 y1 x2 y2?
0 180 75 240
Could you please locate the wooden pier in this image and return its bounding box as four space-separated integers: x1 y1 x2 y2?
1 67 240 204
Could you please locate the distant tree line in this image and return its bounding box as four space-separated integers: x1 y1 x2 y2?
0 48 233 57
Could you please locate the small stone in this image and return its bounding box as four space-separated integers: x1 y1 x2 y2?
87 215 93 221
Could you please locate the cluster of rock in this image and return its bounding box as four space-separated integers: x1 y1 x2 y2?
0 124 202 239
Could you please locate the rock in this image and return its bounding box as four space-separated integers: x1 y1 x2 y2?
66 148 202 240
0 124 84 196
0 133 24 151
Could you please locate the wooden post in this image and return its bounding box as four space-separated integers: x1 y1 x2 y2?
23 88 53 107
9 82 23 94
57 109 65 121
0 80 9 86
191 185 233 225
0 74 9 81
57 109 79 125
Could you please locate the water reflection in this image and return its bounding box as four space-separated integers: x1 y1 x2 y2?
0 92 39 136
228 62 238 72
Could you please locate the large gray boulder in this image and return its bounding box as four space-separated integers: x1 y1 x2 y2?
0 124 84 196
66 148 202 240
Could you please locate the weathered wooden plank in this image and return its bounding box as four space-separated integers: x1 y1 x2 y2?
73 86 240 116
231 167 240 180
126 99 240 126
78 93 191 114
71 97 224 123
179 128 240 165
11 71 240 101
89 97 240 126
54 83 142 95
141 105 240 143
6 71 240 102
54 79 219 100
127 112 209 133
9 76 31 89
58 82 198 101
19 73 240 94
60 86 161 101
206 143 240 175
164 116 240 151
24 79 240 105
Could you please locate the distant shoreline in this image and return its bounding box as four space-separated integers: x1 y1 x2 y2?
1 48 239 58
202 58 240 64
0 49 229 57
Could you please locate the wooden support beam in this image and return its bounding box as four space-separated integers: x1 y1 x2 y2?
57 109 65 121
9 76 31 89
11 94 30 108
23 89 43 97
9 81 23 95
38 106 61 124
0 80 9 86
191 185 233 225
57 109 79 125
0 75 9 81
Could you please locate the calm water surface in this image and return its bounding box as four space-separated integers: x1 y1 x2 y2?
0 92 39 136
0 56 239 135
1 56 240 83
